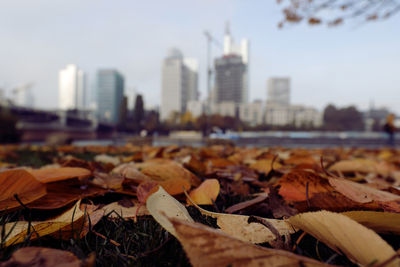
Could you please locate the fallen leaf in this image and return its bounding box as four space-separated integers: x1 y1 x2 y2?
170 218 328 267
146 186 194 239
343 211 400 234
329 159 391 177
138 161 201 186
249 159 282 175
0 247 83 267
328 177 400 203
29 167 91 183
0 169 46 211
225 193 268 213
188 179 220 205
277 170 332 202
27 181 105 210
288 210 399 266
1 200 89 246
94 154 120 166
186 193 296 244
90 172 124 190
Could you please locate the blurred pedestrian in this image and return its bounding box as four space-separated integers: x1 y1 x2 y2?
383 113 396 146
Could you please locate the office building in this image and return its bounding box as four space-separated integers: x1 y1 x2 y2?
239 100 264 126
221 22 249 104
267 77 290 106
97 69 124 124
161 48 199 121
59 64 86 110
214 55 246 104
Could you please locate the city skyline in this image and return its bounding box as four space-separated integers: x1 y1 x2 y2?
1 1 400 113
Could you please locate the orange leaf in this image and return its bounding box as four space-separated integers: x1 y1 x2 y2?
160 177 191 196
0 169 47 211
188 179 220 205
30 167 91 183
277 170 332 202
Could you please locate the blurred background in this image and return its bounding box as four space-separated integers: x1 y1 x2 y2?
0 0 399 147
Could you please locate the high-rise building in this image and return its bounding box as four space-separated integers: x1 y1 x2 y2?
214 55 246 104
160 48 198 121
220 22 249 104
267 77 290 106
97 69 124 124
59 64 86 110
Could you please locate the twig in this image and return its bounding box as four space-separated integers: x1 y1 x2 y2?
92 230 121 247
292 231 307 251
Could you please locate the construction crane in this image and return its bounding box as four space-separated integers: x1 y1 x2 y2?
203 31 222 109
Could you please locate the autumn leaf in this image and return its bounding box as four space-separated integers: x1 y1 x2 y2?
188 179 220 205
0 169 46 211
0 247 86 267
169 218 328 267
29 167 91 183
0 200 96 247
288 211 399 266
146 186 194 239
328 177 400 203
186 193 296 244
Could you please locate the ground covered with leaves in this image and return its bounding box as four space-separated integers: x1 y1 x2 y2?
0 144 400 266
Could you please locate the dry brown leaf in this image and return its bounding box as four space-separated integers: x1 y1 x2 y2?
0 169 47 211
29 167 91 183
329 159 391 177
0 247 84 267
186 193 296 244
289 210 399 266
249 159 282 175
277 170 332 202
27 181 106 210
137 160 201 186
343 211 400 234
170 218 328 267
328 177 400 203
112 163 151 183
146 186 194 239
90 172 124 190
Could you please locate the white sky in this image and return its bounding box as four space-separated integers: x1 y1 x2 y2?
1 0 399 113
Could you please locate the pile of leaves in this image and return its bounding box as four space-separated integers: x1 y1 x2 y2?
0 144 400 266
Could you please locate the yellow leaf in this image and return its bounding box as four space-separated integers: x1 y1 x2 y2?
289 211 399 266
188 179 220 205
343 211 400 235
1 200 86 247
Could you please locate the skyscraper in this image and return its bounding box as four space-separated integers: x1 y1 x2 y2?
58 64 86 110
160 48 198 121
214 55 246 104
267 77 290 106
220 22 249 104
97 69 124 124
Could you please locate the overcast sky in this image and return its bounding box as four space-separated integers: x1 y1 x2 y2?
1 0 399 113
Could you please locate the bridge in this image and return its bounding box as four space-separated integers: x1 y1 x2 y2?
1 105 115 142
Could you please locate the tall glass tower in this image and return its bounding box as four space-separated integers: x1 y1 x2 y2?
97 69 124 124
